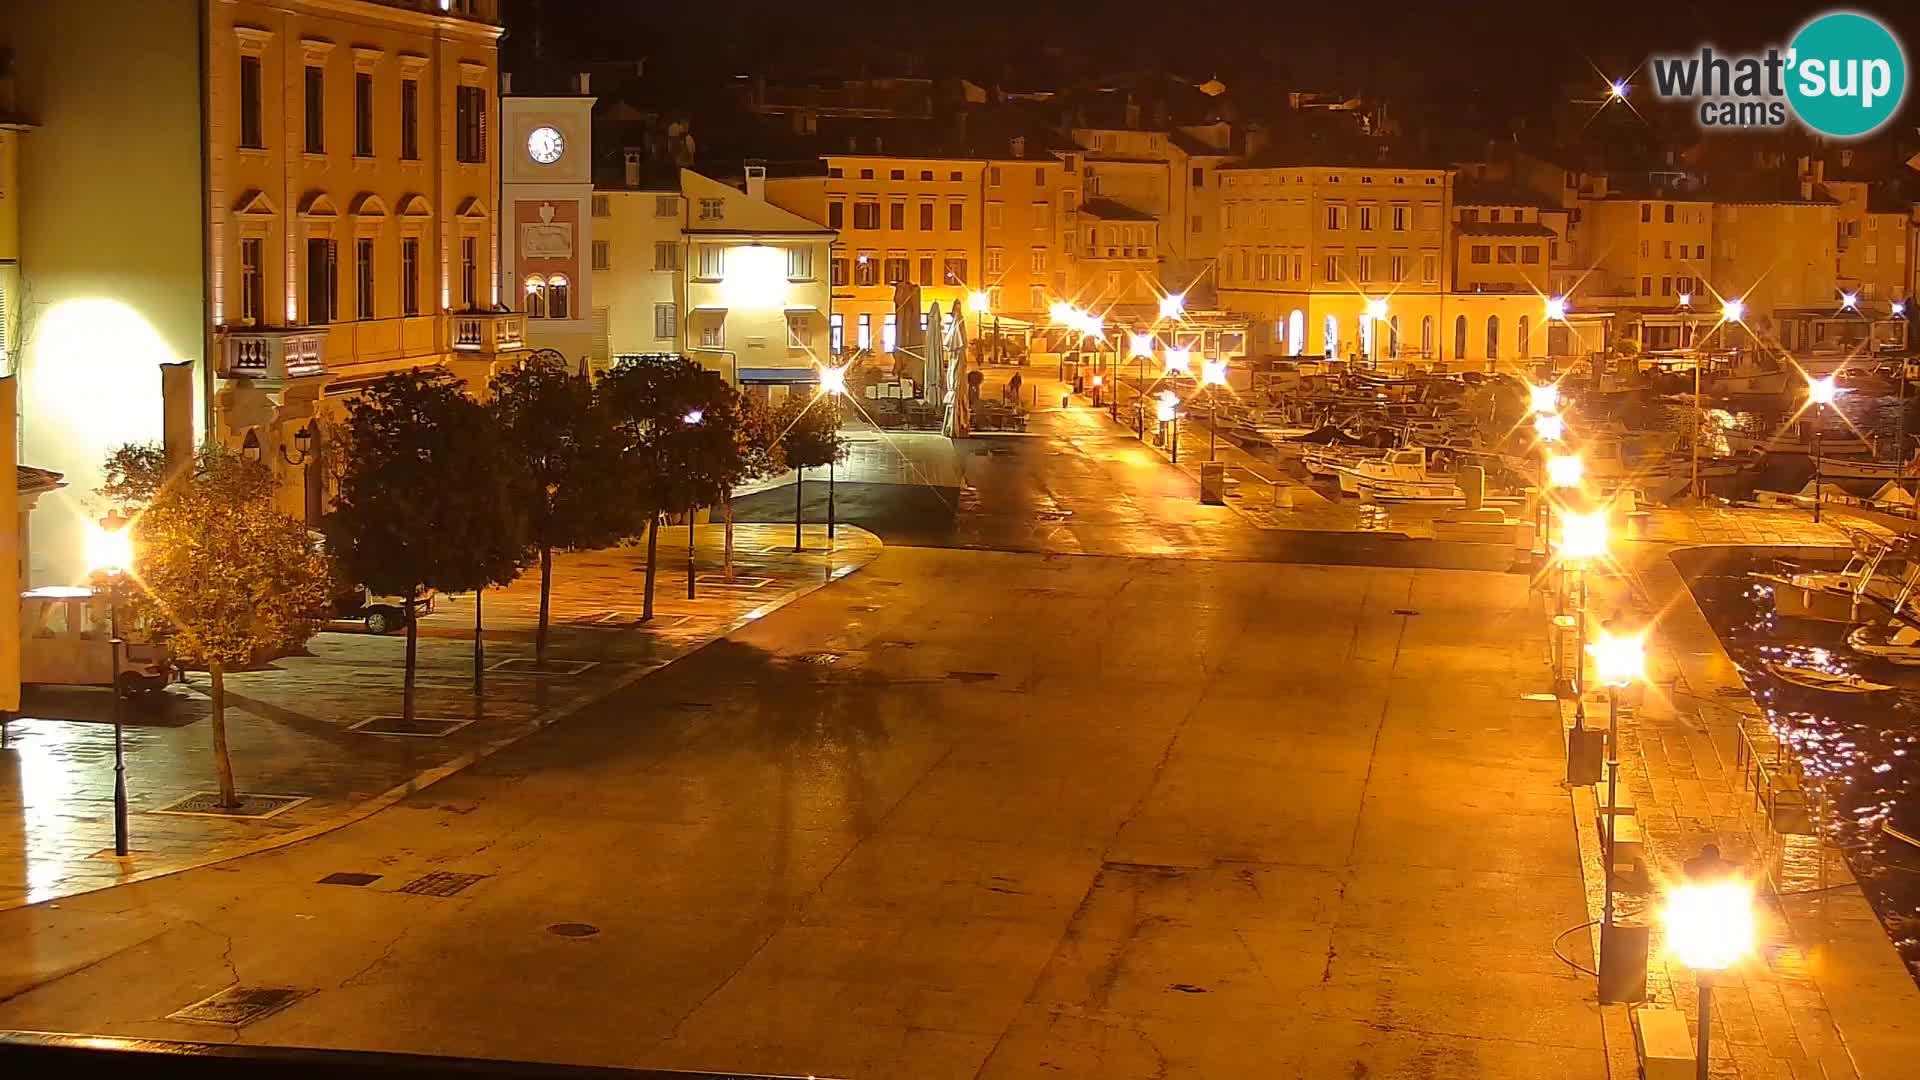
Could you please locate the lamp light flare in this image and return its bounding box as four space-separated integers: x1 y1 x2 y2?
1840 291 1858 311
1679 292 1693 308
684 409 703 425
1664 880 1755 971
818 366 848 396
1557 510 1609 562
1201 358 1229 386
1164 346 1192 376
1586 630 1645 687
1158 293 1186 319
1546 452 1584 489
1048 300 1074 325
1807 375 1838 406
1528 383 1560 415
1130 333 1156 358
1894 301 1907 317
1534 413 1565 442
1155 389 1179 423
1545 296 1569 321
85 521 134 575
969 290 991 315
1365 297 1389 321
1608 79 1628 99
1721 297 1746 323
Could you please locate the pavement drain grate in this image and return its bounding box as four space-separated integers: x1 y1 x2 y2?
167 986 307 1027
696 574 772 588
547 922 600 938
349 716 475 738
318 872 381 887
154 793 308 820
1033 509 1074 522
487 658 597 676
396 871 489 897
947 670 1000 683
797 652 843 665
1391 609 1420 616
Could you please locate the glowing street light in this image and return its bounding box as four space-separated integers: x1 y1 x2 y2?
1546 452 1584 489
1164 346 1192 377
816 365 849 543
88 511 136 858
1200 358 1229 386
1895 301 1908 317
1130 333 1155 358
818 365 847 397
1365 296 1389 321
1678 292 1693 308
1545 295 1569 321
1720 297 1745 323
85 520 134 575
1557 510 1608 563
1588 630 1645 687
1807 375 1839 524
1666 876 1755 1077
683 409 704 425
1588 626 1646 990
1534 413 1565 443
1528 383 1560 416
968 290 991 315
1048 300 1075 325
1807 375 1838 406
1840 291 1858 312
1608 79 1628 100
1158 293 1186 320
1156 389 1182 464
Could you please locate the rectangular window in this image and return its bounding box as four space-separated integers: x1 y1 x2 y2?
1323 255 1339 281
986 248 1004 275
890 202 905 230
304 65 326 154
1192 166 1205 188
882 312 897 352
699 320 724 349
656 195 679 218
1357 254 1373 281
1521 246 1540 264
239 56 264 149
1496 246 1516 264
1677 275 1694 295
986 202 1004 228
1392 205 1407 231
1641 275 1652 296
1034 202 1052 230
1661 276 1672 296
1358 205 1375 231
1696 244 1706 259
883 256 908 284
699 198 725 222
830 256 849 286
1325 204 1346 230
1489 209 1502 223
400 79 419 160
988 166 1002 186
857 313 872 350
697 244 725 279
1639 239 1650 257
1662 240 1672 258
787 312 813 349
456 86 486 163
654 241 679 271
654 302 676 339
354 72 374 157
591 195 610 217
461 236 476 309
852 202 879 229
1030 285 1046 311
1461 209 1479 224
828 202 844 229
355 238 375 319
949 203 964 230
1641 204 1652 223
592 239 610 271
1031 247 1047 272
401 237 420 316
240 237 263 323
1664 204 1675 223
855 253 878 286
1471 245 1490 264
787 247 815 280
944 257 967 285
918 256 934 285
1389 255 1405 283
306 238 338 324
1421 253 1438 283
919 202 934 230
830 313 844 353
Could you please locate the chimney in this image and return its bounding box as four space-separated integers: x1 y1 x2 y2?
624 149 642 188
576 72 591 95
501 71 513 95
1010 135 1026 158
1797 154 1814 200
744 163 767 202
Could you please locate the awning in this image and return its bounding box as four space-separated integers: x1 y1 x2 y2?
737 367 819 384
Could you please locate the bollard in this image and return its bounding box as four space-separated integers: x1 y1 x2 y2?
1459 465 1485 512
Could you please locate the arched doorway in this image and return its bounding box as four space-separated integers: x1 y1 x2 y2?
1486 315 1501 361
1388 316 1400 358
1453 315 1467 359
1288 310 1304 356
1517 315 1530 359
1323 313 1338 357
1421 315 1434 359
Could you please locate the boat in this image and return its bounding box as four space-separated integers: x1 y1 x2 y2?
1329 447 1524 504
1723 419 1873 457
1763 660 1896 697
1812 448 1920 480
1750 540 1912 621
1847 623 1920 666
1704 353 1793 397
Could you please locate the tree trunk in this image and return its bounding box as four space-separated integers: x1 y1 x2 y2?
794 470 804 551
536 544 553 668
403 589 419 721
642 512 660 621
209 658 238 808
723 487 735 582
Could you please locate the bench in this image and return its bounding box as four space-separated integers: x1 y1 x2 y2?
1632 1006 1695 1079
1597 810 1644 873
1592 776 1638 819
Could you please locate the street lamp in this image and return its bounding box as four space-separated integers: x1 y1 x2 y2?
1720 297 1745 323
1808 375 1839 523
1558 509 1609 726
1840 291 1857 312
1201 357 1229 461
1608 79 1628 100
1158 293 1185 320
1546 452 1584 489
683 409 704 598
1157 389 1181 464
1586 629 1644 938
1365 297 1389 367
1545 295 1569 322
1164 346 1192 378
818 366 848 544
1534 413 1565 443
1665 876 1755 1080
1529 382 1560 417
86 513 135 857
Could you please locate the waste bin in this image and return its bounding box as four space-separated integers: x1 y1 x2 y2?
1199 462 1226 505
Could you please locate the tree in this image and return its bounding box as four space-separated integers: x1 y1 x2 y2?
112 443 331 807
600 355 741 618
490 353 636 666
725 394 786 579
324 372 528 716
773 391 848 551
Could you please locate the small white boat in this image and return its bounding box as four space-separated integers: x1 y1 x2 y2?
1847 623 1920 666
1750 541 1910 621
1302 444 1387 477
1329 447 1524 504
1724 420 1873 457
1813 449 1920 480
1764 660 1895 696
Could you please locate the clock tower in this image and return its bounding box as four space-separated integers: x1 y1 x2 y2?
501 77 596 363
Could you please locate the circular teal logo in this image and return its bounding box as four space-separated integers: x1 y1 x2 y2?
1787 11 1907 138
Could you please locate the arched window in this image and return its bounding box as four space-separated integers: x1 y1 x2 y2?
524 275 547 319
1453 315 1467 358
1356 316 1369 359
1323 313 1338 357
1486 315 1501 361
547 274 571 320
1516 315 1530 358
1421 315 1434 359
1389 315 1400 357
1288 310 1305 356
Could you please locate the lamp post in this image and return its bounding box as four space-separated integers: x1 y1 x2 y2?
1157 390 1181 464
1365 297 1389 370
683 409 704 599
819 365 847 544
1665 871 1754 1080
1201 357 1229 461
1128 333 1154 425
86 514 135 857
1807 375 1838 524
1586 629 1644 933
1534 404 1566 607
1558 509 1609 727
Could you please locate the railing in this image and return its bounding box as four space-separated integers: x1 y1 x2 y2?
0 1031 839 1080
217 326 329 382
451 311 527 354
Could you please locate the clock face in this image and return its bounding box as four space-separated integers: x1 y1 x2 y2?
527 126 565 164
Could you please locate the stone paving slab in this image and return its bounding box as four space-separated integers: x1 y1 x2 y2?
0 524 879 911
1546 509 1920 1079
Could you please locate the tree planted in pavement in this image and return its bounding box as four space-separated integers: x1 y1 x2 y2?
772 390 848 551
112 443 331 807
490 353 636 666
724 393 785 579
325 372 529 714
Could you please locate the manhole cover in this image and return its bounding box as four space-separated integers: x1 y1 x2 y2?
155 793 308 820
797 652 842 665
1391 609 1420 616
547 922 600 938
487 658 596 676
167 986 307 1027
947 670 1000 683
349 716 474 738
397 871 489 897
318 872 381 887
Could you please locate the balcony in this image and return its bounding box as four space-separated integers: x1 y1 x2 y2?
217 326 329 383
450 311 526 355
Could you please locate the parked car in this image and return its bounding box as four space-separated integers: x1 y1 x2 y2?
330 584 434 635
20 586 172 696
